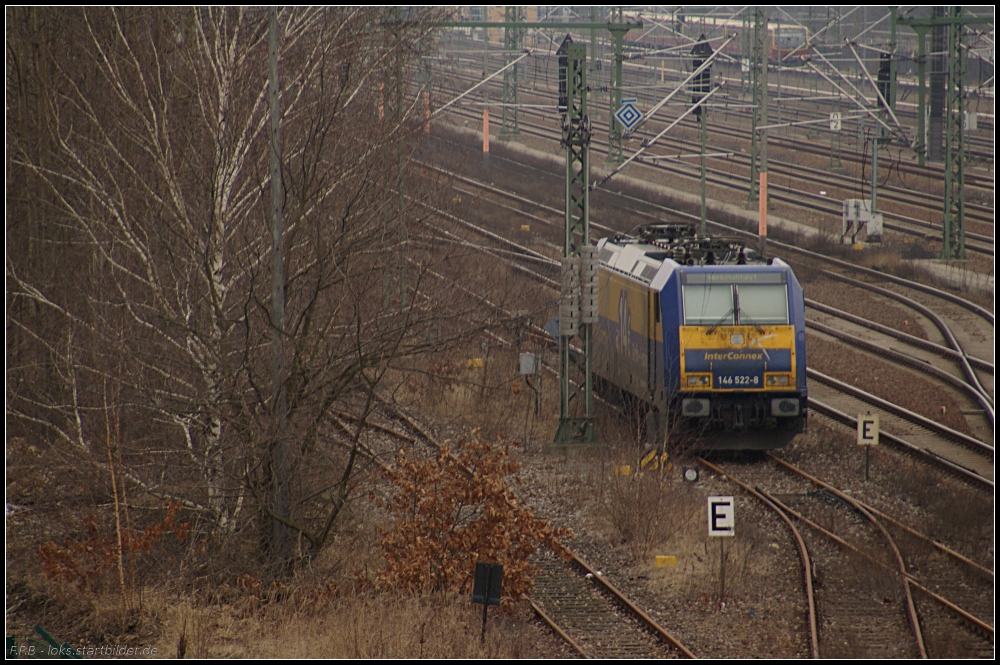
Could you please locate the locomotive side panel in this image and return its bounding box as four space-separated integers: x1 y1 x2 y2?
594 267 660 404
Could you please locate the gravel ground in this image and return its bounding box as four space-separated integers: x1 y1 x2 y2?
802 277 931 341
499 408 993 659
807 333 974 435
512 443 810 659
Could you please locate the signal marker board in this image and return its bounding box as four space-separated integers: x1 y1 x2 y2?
707 496 735 537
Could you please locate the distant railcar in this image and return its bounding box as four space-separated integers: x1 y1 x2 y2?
593 223 807 450
626 15 810 62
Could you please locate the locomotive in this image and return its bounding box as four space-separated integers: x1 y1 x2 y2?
593 223 807 450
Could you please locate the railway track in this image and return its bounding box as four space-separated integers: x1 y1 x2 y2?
415 141 994 485
531 551 695 658
440 43 994 192
437 96 996 256
333 344 697 658
402 144 988 656
699 455 994 659
439 48 995 193
436 48 994 261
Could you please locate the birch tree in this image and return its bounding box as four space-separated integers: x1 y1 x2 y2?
8 7 473 563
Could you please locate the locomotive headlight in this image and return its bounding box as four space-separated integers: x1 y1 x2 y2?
771 398 800 416
700 376 710 385
767 374 790 386
688 376 699 386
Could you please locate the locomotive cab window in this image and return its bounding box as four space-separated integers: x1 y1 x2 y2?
736 284 788 325
683 284 734 326
682 274 789 326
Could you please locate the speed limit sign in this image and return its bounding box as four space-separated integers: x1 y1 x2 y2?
830 112 842 132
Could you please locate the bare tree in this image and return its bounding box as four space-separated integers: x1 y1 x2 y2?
7 7 484 567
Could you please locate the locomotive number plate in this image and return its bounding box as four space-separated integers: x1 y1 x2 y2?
714 373 762 388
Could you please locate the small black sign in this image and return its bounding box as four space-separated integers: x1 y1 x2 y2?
472 562 503 606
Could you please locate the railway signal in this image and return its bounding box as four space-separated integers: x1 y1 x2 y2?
690 35 713 117
556 34 572 114
614 98 642 132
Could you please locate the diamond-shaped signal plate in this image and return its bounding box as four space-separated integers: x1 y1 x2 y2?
614 101 642 131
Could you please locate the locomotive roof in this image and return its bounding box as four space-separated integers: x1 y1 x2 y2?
598 223 776 285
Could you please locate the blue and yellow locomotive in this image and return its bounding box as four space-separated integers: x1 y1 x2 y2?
593 224 807 449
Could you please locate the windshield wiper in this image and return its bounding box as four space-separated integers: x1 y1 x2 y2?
706 308 735 334
736 309 766 334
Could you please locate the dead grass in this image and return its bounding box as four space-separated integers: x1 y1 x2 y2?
643 494 778 607
878 454 993 555
600 462 696 563
154 592 556 658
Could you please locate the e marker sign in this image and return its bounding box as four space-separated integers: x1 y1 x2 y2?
707 496 735 537
857 412 879 446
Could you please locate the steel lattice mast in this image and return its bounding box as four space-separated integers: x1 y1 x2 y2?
501 6 524 136
747 6 768 207
942 6 967 260
555 41 597 445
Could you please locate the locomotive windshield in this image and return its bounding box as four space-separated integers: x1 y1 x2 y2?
683 281 789 326
683 284 734 325
736 284 789 325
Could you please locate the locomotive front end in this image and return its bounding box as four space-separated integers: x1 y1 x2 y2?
675 264 807 449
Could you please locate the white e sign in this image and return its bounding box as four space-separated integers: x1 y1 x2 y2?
708 496 735 537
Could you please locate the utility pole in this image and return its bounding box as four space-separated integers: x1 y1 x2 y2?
748 6 768 258
871 8 898 222
740 9 751 94
942 6 967 260
898 10 988 259
913 23 930 164
692 35 713 233
501 6 523 136
775 14 781 127
555 41 597 445
747 6 768 205
929 6 946 162
606 7 628 165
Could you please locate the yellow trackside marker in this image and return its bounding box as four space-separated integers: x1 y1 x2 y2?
466 358 484 368
521 224 530 232
640 450 670 471
613 465 632 477
655 555 677 567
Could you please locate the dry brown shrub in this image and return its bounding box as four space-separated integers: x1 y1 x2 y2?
378 434 571 604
